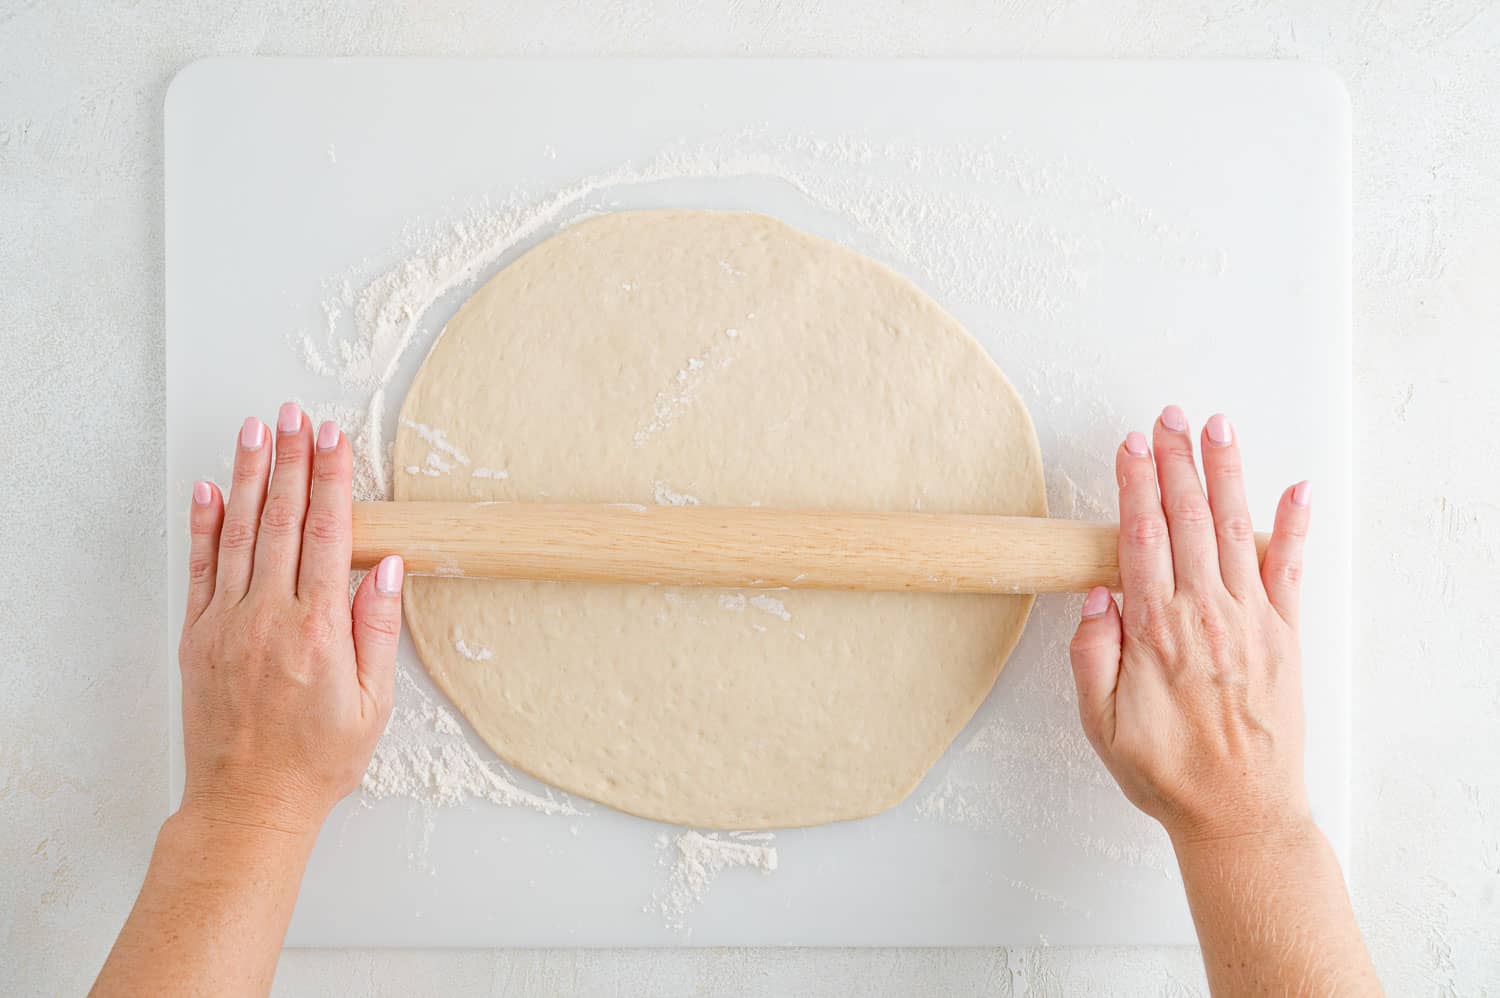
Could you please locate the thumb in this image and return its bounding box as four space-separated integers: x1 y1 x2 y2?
1068 586 1122 750
352 554 404 713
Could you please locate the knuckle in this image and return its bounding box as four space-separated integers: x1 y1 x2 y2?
1127 594 1176 649
1138 614 1176 651
187 554 215 586
1216 514 1256 545
313 456 347 484
232 456 265 485
1167 496 1213 528
1184 594 1233 647
1210 458 1243 484
217 518 258 553
1069 631 1112 661
1120 460 1155 488
274 437 306 467
303 508 346 545
1275 559 1304 588
1161 439 1197 464
1196 611 1232 647
1127 512 1168 548
259 496 302 535
358 611 402 646
244 602 282 647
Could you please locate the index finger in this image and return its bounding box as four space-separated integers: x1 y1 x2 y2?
297 420 354 607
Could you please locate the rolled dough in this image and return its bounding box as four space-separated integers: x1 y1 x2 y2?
394 210 1046 829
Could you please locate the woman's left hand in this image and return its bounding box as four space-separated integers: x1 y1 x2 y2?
177 404 404 837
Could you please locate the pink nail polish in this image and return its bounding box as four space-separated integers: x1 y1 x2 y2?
1161 404 1188 432
192 481 213 506
239 417 266 451
1291 480 1312 507
277 401 302 434
316 420 340 452
375 555 404 595
1124 431 1149 457
1205 413 1233 447
1081 586 1112 619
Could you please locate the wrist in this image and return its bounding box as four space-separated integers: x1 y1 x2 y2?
177 768 332 840
1157 779 1314 850
1168 809 1322 865
165 801 321 861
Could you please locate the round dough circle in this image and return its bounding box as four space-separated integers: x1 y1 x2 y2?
395 210 1046 829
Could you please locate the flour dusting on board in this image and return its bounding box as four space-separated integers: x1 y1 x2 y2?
362 665 578 816
650 830 779 932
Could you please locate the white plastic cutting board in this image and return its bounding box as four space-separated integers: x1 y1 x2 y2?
165 58 1350 947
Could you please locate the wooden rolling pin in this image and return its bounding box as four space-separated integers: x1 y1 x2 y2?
351 501 1271 595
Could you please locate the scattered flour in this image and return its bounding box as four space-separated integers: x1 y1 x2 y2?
748 594 792 622
649 830 779 933
634 332 741 447
401 418 471 465
453 636 494 662
652 481 701 507
361 664 578 817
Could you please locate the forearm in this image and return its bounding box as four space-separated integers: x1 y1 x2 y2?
1172 818 1380 997
92 807 316 996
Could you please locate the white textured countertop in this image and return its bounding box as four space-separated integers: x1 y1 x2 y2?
2 3 1496 994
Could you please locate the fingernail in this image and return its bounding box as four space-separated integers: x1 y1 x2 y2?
1081 586 1112 619
1124 431 1149 457
1205 413 1233 447
239 417 266 451
375 554 404 595
316 420 340 452
277 401 302 434
1160 404 1188 432
192 481 213 506
1291 480 1312 507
